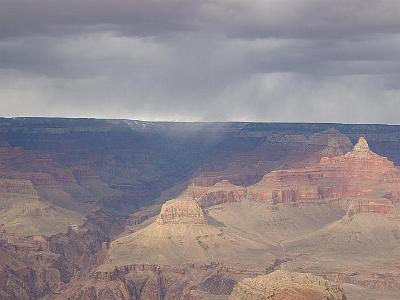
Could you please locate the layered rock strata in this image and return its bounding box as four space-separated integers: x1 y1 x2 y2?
0 179 38 196
0 209 125 299
175 137 400 211
192 128 354 187
247 137 400 206
186 180 247 208
156 198 207 225
345 199 398 217
104 197 275 267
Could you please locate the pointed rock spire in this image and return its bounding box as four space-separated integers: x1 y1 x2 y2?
354 136 370 153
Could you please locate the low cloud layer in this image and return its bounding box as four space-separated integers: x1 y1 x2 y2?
1 0 400 123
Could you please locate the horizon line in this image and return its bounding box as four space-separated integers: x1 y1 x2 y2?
0 115 400 127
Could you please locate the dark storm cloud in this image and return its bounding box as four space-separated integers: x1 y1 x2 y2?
0 0 201 38
0 0 400 123
203 0 400 39
2 0 400 39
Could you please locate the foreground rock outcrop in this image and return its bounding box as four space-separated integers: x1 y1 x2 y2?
231 270 346 300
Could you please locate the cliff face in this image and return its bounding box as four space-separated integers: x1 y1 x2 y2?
322 272 400 291
0 179 38 196
168 137 400 213
345 199 398 217
320 136 395 175
191 128 354 187
156 199 207 225
55 269 194 300
186 180 247 208
247 137 400 206
0 209 125 299
53 262 270 300
0 177 85 236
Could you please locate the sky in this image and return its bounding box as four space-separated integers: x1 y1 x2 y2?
1 0 400 123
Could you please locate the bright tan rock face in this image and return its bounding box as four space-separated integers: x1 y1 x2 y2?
353 136 370 154
156 198 207 225
231 270 346 300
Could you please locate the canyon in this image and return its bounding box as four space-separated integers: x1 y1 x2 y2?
1 118 400 299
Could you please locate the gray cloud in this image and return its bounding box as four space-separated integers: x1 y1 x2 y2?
0 0 400 123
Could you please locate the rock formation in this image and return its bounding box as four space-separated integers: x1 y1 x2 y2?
191 128 354 187
345 199 398 218
186 180 247 208
231 270 346 300
322 271 400 291
150 137 400 215
353 136 370 154
0 209 124 299
0 178 38 196
320 136 395 172
103 196 275 267
247 136 400 206
156 198 207 225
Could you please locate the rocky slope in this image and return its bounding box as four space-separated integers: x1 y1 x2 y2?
104 198 275 268
0 209 125 299
231 270 346 300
